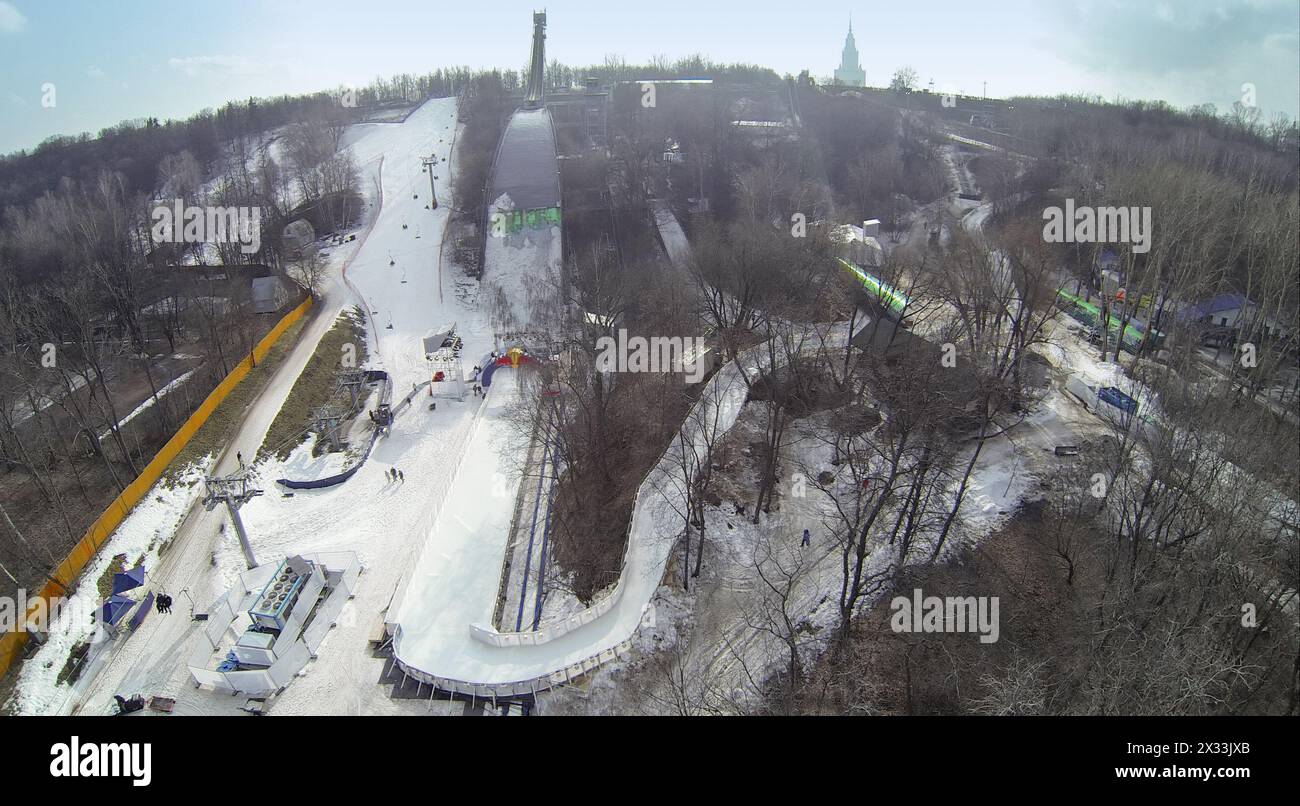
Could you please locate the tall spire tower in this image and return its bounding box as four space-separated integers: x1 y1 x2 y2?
833 17 866 87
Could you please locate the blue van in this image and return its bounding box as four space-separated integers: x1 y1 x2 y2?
1097 386 1138 415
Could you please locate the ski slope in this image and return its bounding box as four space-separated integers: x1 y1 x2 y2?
16 95 852 712
13 97 480 716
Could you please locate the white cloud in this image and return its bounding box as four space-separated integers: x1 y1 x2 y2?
1054 0 1300 118
0 1 26 33
167 55 266 78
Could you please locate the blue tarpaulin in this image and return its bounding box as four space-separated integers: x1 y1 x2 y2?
129 592 154 631
111 566 146 595
97 594 136 626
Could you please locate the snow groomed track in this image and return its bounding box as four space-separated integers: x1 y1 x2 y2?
390 325 852 697
498 402 561 634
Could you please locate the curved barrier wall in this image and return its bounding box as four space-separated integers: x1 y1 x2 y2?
391 324 851 698
276 370 393 490
0 296 314 678
276 429 379 490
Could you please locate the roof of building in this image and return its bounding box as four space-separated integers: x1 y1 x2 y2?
251 275 284 304
1189 293 1253 320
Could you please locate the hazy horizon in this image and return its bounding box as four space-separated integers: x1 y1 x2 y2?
1 0 1297 155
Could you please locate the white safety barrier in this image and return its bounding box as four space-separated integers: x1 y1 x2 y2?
395 322 855 692
188 552 360 696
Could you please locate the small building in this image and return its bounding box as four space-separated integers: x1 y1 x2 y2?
282 219 316 256
1190 294 1256 330
1184 293 1294 343
831 222 885 269
188 552 359 697
251 276 289 314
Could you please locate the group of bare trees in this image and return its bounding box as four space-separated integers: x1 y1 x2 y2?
953 358 1299 715
798 86 948 227
0 91 368 607
499 68 1299 714
791 97 1298 714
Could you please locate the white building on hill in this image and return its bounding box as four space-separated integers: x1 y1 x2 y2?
833 21 866 87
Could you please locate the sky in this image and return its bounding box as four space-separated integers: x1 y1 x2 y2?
0 0 1297 155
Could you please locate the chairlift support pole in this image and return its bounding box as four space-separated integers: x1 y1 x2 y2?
202 474 262 569
422 155 438 209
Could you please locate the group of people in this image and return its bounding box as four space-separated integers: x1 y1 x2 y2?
388 467 404 484
154 593 175 614
469 365 483 398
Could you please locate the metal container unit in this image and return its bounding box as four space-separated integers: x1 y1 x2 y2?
233 630 277 666
249 560 307 631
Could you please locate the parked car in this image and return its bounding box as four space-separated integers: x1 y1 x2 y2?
1098 386 1139 415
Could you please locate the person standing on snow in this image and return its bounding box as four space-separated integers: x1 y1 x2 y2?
801 529 811 547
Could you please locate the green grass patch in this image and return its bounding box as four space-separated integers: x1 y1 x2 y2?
259 306 369 462
55 641 91 687
95 554 128 601
94 553 146 601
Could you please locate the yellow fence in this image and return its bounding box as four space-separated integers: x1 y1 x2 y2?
0 296 314 679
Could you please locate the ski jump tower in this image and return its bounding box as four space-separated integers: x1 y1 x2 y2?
524 11 547 109
479 10 562 335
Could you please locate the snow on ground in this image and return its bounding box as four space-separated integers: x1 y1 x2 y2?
651 198 691 272
392 325 851 691
99 371 195 440
10 464 209 715
1037 317 1162 420
390 368 528 676
11 96 1159 716
212 96 483 715
12 369 97 426
12 97 468 716
498 411 564 633
541 331 1104 713
276 434 352 479
481 199 562 333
